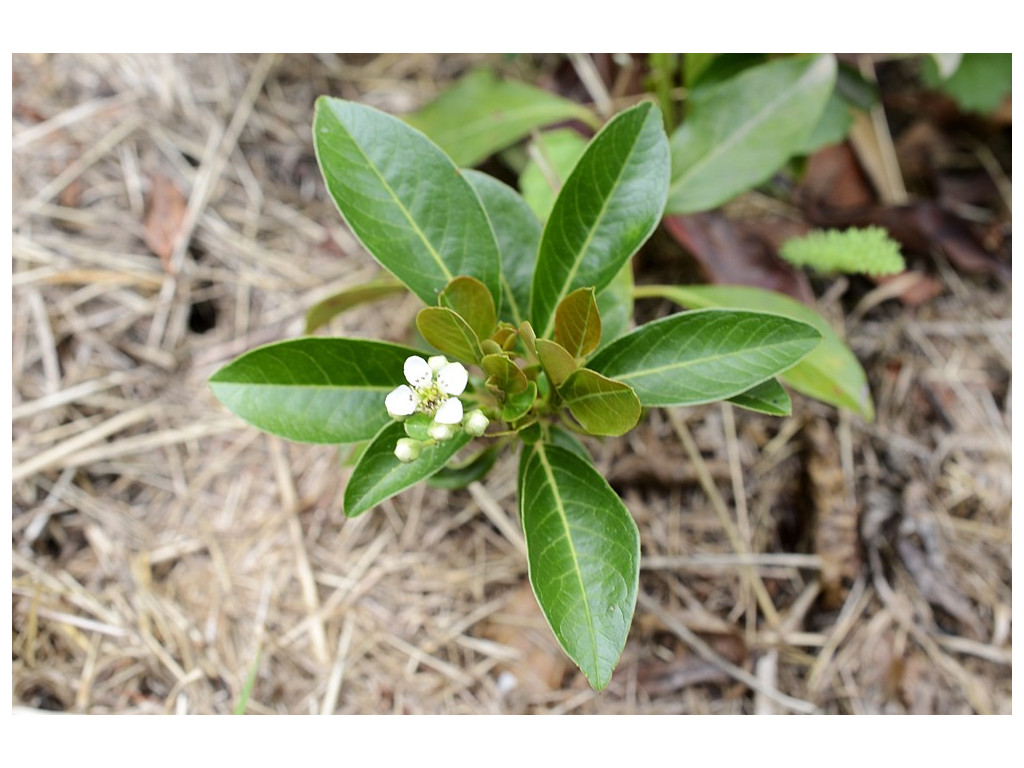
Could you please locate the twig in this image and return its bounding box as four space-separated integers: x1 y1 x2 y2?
637 592 818 714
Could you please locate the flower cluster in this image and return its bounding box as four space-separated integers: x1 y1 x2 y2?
386 355 488 462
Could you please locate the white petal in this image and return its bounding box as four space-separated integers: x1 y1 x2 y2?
436 362 468 395
385 385 418 417
433 397 463 424
427 355 449 372
404 356 433 388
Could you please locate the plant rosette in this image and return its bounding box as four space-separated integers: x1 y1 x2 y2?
210 94 825 691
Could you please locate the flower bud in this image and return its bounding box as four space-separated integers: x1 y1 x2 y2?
394 438 422 463
463 409 489 437
427 422 455 441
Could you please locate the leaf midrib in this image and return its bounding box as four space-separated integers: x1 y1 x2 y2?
669 56 827 196
537 112 649 338
534 442 600 678
321 103 453 286
613 337 814 384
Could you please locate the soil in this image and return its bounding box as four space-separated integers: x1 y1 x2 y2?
11 53 1012 714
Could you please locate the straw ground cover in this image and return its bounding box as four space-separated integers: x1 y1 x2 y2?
12 53 1011 714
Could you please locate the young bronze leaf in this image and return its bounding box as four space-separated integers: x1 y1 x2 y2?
416 307 483 364
534 338 578 387
481 353 529 395
439 276 497 341
558 368 640 437
519 442 640 691
554 287 602 360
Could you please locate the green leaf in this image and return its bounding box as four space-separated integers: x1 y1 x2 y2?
797 89 855 155
588 308 821 407
344 421 471 517
595 262 634 352
503 381 537 423
554 287 601 361
416 307 482 364
633 284 874 420
519 442 639 691
304 278 407 334
463 170 542 327
535 338 578 388
667 54 837 214
920 53 1011 114
427 444 499 490
209 337 417 444
558 369 641 437
313 97 502 311
482 353 529 395
403 68 600 167
531 102 670 338
519 128 589 221
727 378 791 416
439 276 497 340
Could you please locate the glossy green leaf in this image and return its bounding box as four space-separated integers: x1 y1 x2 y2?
595 262 633 352
439 276 496 341
416 307 482 364
554 287 601 361
313 97 501 311
558 369 641 437
427 444 499 490
463 170 541 327
588 308 821 407
344 421 471 517
531 102 670 338
304 278 407 334
519 128 589 221
667 54 837 214
535 338 577 387
403 69 600 167
482 353 529 395
519 442 639 691
727 378 791 416
503 381 537 423
209 338 416 444
635 284 874 420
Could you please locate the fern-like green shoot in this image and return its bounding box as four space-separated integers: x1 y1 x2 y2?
780 227 905 276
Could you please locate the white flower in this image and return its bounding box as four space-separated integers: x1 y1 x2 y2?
394 438 422 463
433 397 464 425
385 355 469 427
464 409 489 437
404 356 433 388
385 385 419 418
436 362 468 397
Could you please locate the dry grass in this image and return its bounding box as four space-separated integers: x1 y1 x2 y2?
11 53 1011 714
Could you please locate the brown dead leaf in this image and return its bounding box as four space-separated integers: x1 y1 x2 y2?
798 142 876 212
663 213 814 303
143 174 187 272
